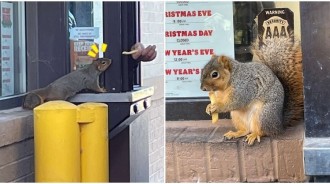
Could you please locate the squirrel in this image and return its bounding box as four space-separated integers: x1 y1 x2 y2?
201 55 285 145
200 35 303 145
251 35 303 127
22 58 111 110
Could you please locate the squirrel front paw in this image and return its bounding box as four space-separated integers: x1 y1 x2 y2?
206 103 217 115
245 133 261 145
224 130 248 140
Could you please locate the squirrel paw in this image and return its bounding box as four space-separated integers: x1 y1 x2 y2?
224 130 248 140
206 103 217 115
245 133 261 145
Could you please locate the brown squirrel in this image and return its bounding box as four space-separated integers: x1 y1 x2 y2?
201 55 284 145
22 58 111 110
200 35 303 145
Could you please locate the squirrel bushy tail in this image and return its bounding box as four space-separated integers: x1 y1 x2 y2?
251 35 303 127
22 90 44 110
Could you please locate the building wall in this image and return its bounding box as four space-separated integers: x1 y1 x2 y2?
140 1 165 183
0 108 34 182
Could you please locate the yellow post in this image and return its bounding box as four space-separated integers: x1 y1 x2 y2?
34 101 81 182
78 103 109 182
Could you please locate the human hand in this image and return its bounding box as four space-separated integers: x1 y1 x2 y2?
130 43 157 62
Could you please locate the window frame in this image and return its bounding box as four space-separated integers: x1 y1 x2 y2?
25 2 70 92
103 1 141 93
1 1 143 111
0 2 26 110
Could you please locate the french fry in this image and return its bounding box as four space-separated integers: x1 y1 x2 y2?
122 49 138 55
209 91 218 124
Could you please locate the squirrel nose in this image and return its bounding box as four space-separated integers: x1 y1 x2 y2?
201 86 207 91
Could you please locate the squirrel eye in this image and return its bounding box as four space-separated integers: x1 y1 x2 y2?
101 61 106 65
210 70 220 79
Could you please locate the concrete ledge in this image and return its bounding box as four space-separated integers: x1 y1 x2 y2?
0 108 33 147
166 120 306 182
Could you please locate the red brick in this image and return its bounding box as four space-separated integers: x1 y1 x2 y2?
175 142 207 182
207 142 240 182
166 127 185 142
166 120 306 183
242 137 275 182
207 121 236 143
177 126 215 143
207 126 240 182
165 142 176 182
276 140 305 182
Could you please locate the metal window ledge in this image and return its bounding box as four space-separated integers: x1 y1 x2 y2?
69 86 154 103
68 86 154 138
304 137 330 176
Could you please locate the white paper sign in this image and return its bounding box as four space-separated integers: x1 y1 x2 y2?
1 2 14 96
69 27 99 40
165 1 235 98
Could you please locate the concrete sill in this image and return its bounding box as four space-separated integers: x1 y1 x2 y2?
0 107 33 147
166 120 306 183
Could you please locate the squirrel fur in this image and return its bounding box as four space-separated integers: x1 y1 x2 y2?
200 35 303 145
201 55 284 145
251 35 303 127
22 58 111 110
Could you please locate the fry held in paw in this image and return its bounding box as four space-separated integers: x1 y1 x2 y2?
209 91 218 124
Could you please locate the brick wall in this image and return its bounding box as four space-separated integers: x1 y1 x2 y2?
0 108 34 182
166 120 306 182
140 1 165 183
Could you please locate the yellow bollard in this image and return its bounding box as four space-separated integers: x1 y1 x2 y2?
34 101 81 182
78 103 109 182
34 101 109 182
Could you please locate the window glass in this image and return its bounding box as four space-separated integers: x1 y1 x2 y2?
0 2 25 97
165 1 235 98
68 2 103 71
165 1 300 98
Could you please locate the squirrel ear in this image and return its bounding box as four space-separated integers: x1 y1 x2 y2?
211 54 217 59
217 55 232 72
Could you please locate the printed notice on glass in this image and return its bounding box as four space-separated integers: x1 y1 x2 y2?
1 2 14 96
165 1 235 98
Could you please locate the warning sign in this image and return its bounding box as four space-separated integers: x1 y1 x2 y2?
257 8 294 44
